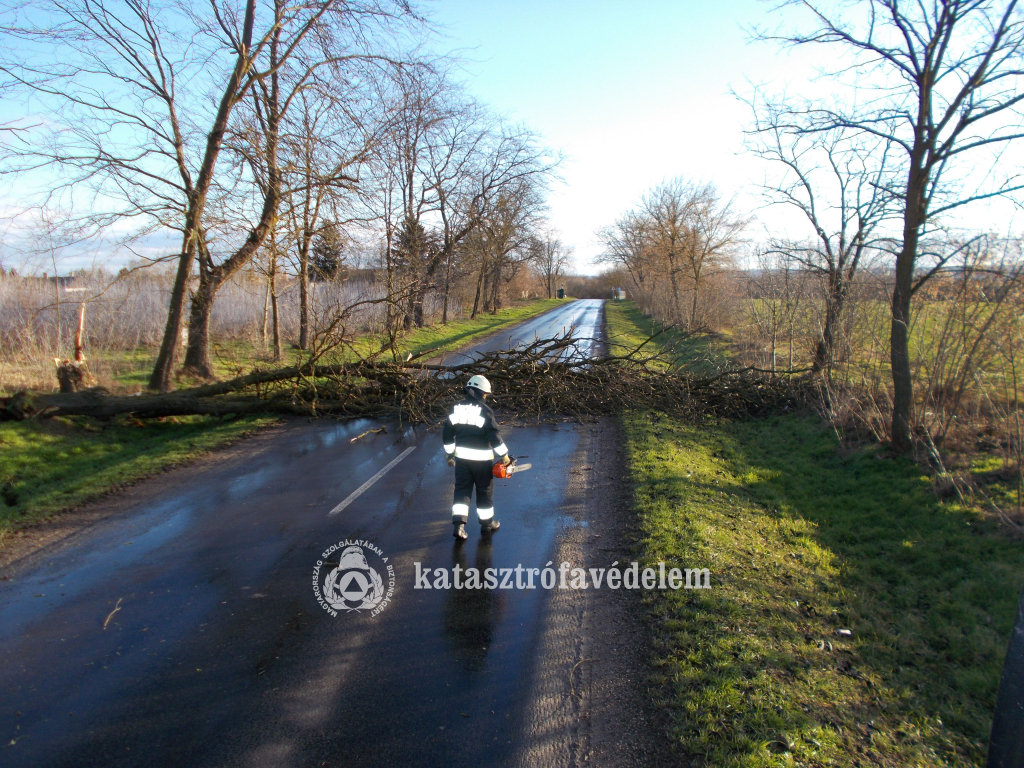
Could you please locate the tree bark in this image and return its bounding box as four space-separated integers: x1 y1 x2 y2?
890 148 929 453
891 236 918 452
689 272 701 329
667 262 682 323
412 293 425 327
182 276 218 379
270 248 281 361
262 267 271 347
441 253 452 324
489 257 501 314
149 236 197 391
473 255 487 317
812 275 847 375
17 391 271 419
299 239 310 349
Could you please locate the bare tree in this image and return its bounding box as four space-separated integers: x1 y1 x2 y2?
530 231 573 299
684 184 745 329
368 66 451 331
641 178 697 323
637 178 742 328
0 0 417 387
429 113 552 322
596 211 657 310
367 66 553 328
281 79 373 350
746 99 894 373
181 2 413 378
767 0 1024 451
471 180 544 316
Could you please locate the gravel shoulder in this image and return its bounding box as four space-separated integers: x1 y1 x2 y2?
514 418 676 767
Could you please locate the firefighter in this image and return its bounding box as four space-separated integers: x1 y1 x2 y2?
442 374 511 540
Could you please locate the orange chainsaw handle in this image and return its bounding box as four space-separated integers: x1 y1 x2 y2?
492 455 514 478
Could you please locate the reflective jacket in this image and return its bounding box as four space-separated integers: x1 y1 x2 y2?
442 397 509 462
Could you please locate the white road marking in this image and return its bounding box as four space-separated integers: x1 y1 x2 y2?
328 445 417 516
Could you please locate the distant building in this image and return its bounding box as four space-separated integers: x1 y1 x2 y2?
612 287 626 301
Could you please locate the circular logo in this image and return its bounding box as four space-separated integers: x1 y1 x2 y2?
313 539 394 617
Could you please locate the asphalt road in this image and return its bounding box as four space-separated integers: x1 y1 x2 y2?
0 299 617 768
441 298 604 363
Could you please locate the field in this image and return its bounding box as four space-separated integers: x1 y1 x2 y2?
606 300 1023 767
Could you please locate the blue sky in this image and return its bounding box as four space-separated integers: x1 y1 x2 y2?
7 0 1018 274
424 0 814 271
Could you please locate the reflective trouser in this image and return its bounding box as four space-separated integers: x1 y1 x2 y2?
452 458 494 523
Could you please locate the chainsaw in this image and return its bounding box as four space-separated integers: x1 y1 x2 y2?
492 454 532 478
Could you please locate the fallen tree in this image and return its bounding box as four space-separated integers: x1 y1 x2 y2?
1 334 811 424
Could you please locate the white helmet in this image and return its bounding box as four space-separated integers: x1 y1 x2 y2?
466 374 492 394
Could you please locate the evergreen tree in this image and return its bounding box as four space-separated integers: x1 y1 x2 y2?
311 222 346 281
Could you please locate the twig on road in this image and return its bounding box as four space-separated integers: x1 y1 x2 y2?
102 597 123 630
350 426 387 443
570 657 598 700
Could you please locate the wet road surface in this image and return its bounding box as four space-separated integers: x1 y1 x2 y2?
442 299 604 363
0 300 611 768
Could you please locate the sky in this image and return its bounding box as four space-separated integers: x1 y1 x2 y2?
11 0 808 274
5 0 1020 274
424 0 817 273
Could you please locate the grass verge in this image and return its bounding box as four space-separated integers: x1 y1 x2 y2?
610 301 1022 766
0 414 279 542
604 300 731 374
349 297 567 361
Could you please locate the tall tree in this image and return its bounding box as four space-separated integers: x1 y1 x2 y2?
283 80 372 350
768 0 1024 451
531 232 573 299
596 211 657 310
639 178 741 329
642 179 697 323
474 180 543 315
682 184 744 329
746 101 893 374
0 0 417 387
368 66 553 328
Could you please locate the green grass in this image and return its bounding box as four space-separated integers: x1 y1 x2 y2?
605 300 732 374
631 415 1021 767
610 302 1022 766
0 414 279 541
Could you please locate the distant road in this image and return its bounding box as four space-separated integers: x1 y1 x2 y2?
442 298 604 363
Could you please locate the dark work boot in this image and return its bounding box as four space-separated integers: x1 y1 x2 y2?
453 522 468 540
480 520 500 534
